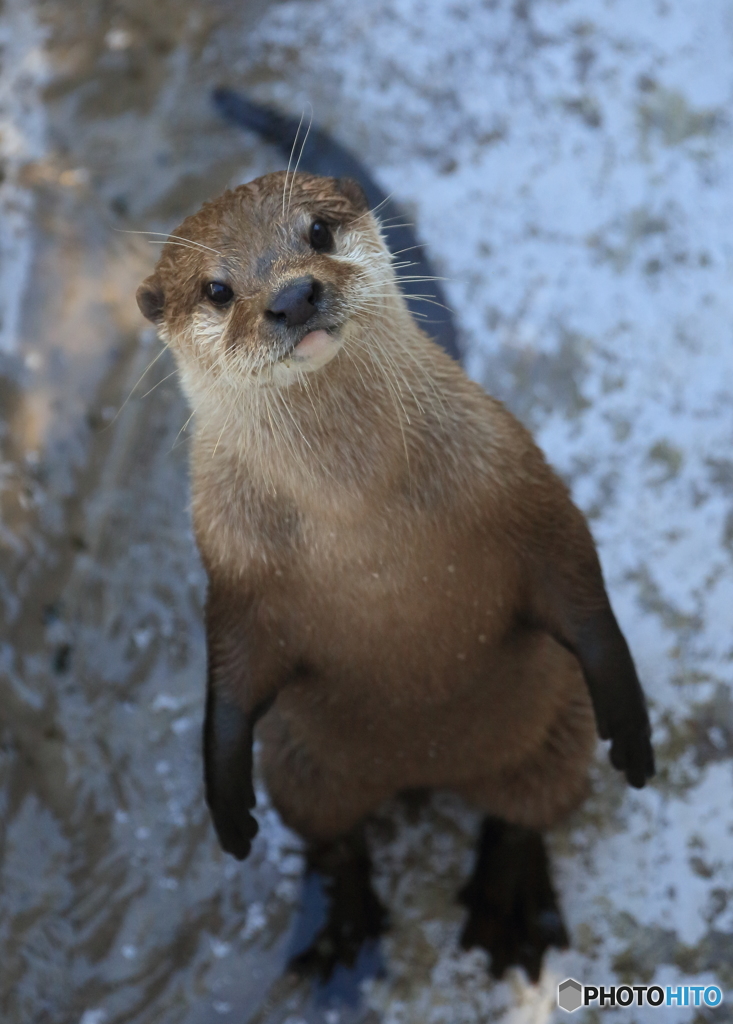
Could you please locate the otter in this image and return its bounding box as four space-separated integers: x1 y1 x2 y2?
136 171 654 985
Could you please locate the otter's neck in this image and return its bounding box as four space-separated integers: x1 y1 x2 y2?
190 301 452 501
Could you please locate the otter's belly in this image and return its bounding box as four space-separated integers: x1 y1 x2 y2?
255 512 582 794
259 625 581 792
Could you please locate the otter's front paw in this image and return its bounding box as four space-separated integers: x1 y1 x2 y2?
204 688 260 860
608 721 655 789
573 609 655 790
211 800 259 860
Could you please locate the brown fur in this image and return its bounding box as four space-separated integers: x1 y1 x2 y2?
138 171 650 849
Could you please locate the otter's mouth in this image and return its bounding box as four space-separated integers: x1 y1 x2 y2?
274 322 346 370
262 323 346 385
290 329 334 360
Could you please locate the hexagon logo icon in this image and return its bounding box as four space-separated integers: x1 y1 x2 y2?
558 978 583 1013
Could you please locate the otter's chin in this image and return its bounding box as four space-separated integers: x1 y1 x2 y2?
272 329 343 384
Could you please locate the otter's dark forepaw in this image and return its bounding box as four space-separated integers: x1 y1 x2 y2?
608 723 655 789
203 684 263 861
572 607 655 790
458 817 568 983
211 804 259 861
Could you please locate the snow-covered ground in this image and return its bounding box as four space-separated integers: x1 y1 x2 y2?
232 2 733 1019
2 1 733 1021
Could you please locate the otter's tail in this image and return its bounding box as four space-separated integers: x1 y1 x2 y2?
212 88 460 362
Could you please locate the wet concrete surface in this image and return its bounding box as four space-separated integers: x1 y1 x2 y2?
3 0 733 1022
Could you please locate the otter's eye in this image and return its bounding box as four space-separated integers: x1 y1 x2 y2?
309 220 333 252
204 281 234 306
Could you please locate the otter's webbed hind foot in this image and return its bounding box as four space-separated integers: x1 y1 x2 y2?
458 816 568 983
287 828 388 1004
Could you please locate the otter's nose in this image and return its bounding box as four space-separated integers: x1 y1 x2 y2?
266 276 321 328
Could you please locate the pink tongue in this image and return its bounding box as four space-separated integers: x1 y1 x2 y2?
293 329 331 358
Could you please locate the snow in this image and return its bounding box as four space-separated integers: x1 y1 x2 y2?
4 0 733 1018
232 0 733 1017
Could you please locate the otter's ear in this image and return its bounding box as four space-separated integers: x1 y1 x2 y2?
136 275 165 324
337 177 369 215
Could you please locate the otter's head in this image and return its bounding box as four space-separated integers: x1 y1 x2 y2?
137 172 394 399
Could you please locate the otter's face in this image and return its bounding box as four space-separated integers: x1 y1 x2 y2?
136 172 389 393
